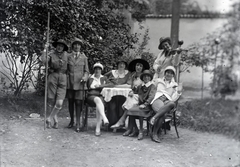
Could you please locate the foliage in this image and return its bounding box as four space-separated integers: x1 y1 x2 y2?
125 26 155 71
210 66 238 98
108 0 150 22
0 51 37 96
178 98 240 140
0 0 152 95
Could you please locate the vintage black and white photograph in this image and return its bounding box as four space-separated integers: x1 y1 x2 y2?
0 0 239 166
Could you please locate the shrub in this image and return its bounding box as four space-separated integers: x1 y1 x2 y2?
178 98 240 140
210 66 238 99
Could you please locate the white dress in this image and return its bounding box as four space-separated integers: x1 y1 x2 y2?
122 72 142 110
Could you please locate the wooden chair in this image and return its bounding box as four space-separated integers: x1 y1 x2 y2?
147 100 180 138
162 106 180 138
81 92 108 131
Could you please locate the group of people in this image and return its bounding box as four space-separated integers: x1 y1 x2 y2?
41 36 183 143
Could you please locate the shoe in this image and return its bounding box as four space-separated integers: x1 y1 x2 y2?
152 134 161 143
129 131 139 137
110 123 125 129
95 131 101 136
75 127 81 133
123 129 132 136
67 122 74 128
149 117 156 125
103 121 109 128
53 122 58 129
137 132 144 140
46 119 51 129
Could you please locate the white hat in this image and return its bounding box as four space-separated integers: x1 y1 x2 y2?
164 66 176 76
93 62 104 70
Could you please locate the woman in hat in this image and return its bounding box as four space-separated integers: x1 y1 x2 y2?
124 70 156 140
66 37 89 132
110 58 150 129
104 59 131 127
86 62 109 136
150 66 182 143
153 37 181 79
41 39 69 129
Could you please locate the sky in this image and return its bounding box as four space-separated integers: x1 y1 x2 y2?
195 0 238 13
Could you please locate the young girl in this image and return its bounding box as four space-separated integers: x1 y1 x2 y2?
124 70 156 140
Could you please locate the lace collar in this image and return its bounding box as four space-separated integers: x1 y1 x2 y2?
112 70 129 78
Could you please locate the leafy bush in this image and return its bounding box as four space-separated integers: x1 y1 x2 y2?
178 98 240 140
210 66 238 99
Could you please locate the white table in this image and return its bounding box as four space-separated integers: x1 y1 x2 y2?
101 87 132 102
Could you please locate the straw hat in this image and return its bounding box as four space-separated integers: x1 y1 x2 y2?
158 37 171 50
71 38 83 48
140 70 153 81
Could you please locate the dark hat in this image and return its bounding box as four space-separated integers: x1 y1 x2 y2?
116 59 128 69
71 38 83 48
128 59 150 72
52 39 68 51
140 70 153 81
158 37 171 50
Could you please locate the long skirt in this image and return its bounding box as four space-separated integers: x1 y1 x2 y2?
106 95 126 126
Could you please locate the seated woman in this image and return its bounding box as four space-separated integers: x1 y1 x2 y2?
150 66 182 143
123 70 156 140
104 59 131 127
110 58 150 129
86 63 109 136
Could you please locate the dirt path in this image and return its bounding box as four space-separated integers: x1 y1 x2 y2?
1 116 240 167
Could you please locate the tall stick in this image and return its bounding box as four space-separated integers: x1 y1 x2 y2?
44 12 50 130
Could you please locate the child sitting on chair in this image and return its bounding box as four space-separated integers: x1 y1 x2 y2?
123 70 156 140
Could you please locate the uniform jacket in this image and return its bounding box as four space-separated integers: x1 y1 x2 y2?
48 51 68 86
67 52 89 90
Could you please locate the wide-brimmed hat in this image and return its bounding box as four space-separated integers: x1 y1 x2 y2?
128 59 150 72
71 38 83 48
116 59 128 69
140 70 153 81
164 66 176 76
158 37 171 50
93 62 104 70
52 39 68 51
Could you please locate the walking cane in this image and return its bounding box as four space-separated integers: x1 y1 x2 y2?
44 12 50 130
